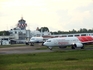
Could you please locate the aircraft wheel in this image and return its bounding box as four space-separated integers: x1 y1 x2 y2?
71 45 75 49
25 42 29 45
30 43 34 46
42 42 44 46
81 45 84 49
50 48 52 50
49 47 52 50
59 46 62 48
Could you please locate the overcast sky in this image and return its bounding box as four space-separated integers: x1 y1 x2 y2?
0 0 93 32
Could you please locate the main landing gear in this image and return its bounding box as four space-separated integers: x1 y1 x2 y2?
30 43 34 46
81 45 84 49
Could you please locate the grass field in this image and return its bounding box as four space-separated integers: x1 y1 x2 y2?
0 49 93 70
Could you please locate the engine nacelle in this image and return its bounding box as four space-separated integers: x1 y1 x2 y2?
75 43 83 48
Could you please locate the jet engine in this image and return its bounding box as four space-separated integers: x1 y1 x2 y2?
75 43 83 47
72 43 84 49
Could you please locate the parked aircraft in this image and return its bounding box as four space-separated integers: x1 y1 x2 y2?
43 36 93 50
26 37 44 46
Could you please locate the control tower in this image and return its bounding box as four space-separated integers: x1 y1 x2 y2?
17 17 27 30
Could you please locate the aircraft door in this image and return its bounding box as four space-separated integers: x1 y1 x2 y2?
54 39 58 46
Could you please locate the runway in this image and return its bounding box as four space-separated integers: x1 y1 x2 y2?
0 45 93 55
0 46 52 54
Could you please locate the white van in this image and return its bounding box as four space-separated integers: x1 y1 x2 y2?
0 38 10 45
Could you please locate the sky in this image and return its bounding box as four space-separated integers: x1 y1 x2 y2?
0 0 93 32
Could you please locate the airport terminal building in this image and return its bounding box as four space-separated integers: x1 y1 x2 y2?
9 17 51 43
0 17 93 45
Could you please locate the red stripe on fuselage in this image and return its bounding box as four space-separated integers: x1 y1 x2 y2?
77 36 93 42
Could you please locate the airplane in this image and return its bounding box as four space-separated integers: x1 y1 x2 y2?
26 37 44 46
25 28 50 46
43 36 93 50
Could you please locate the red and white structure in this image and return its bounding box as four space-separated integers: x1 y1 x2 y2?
44 36 93 50
17 17 27 30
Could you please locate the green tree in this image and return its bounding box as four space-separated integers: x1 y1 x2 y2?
0 31 10 36
39 27 49 32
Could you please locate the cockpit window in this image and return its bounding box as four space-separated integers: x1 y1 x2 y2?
47 40 51 42
31 38 35 40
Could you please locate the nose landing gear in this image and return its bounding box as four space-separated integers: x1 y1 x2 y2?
49 47 52 50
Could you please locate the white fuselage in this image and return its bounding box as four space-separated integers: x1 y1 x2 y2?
43 36 93 50
44 37 80 47
30 37 43 43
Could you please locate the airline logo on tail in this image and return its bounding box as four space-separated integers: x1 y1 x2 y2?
77 36 93 43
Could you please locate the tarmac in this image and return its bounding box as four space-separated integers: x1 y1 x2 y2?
0 44 52 54
0 44 93 55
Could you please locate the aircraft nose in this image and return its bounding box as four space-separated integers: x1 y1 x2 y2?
43 42 47 46
44 42 51 47
30 40 35 42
